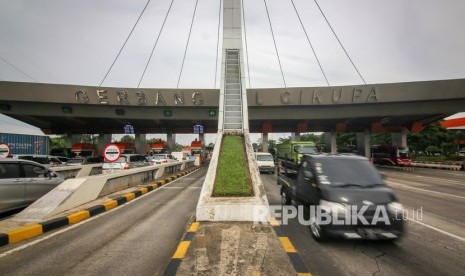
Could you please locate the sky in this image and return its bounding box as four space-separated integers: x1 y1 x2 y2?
1 0 465 144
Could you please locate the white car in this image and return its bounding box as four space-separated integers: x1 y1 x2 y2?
151 154 178 165
255 152 275 174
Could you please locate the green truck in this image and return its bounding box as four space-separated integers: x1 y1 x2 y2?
276 141 318 164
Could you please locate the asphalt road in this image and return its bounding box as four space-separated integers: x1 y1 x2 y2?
0 167 207 276
261 168 465 276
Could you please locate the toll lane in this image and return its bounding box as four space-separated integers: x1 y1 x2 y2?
0 167 207 276
261 169 465 276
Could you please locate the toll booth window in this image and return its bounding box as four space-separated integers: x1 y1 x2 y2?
0 163 20 179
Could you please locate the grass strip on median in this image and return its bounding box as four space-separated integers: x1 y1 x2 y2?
213 135 253 197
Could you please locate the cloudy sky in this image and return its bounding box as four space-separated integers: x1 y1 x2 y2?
1 0 465 144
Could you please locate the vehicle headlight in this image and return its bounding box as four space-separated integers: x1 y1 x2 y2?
387 201 404 214
320 199 347 216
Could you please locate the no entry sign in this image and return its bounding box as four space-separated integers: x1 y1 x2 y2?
103 144 121 162
0 143 10 158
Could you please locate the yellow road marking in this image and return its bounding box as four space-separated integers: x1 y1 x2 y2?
6 224 43 244
140 187 148 194
298 273 313 276
68 211 90 224
270 217 280 227
279 237 297 253
188 222 200 232
103 200 118 211
172 241 191 259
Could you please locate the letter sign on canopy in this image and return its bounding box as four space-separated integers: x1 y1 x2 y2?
0 143 10 158
103 144 121 162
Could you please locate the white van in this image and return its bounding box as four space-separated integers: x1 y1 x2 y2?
255 152 275 174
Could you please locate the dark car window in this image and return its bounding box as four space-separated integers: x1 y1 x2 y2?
86 157 102 163
23 164 47 178
32 157 50 165
67 158 84 164
0 163 21 179
312 158 383 186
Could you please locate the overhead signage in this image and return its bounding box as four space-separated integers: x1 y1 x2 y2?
103 144 121 162
0 143 10 158
194 124 203 134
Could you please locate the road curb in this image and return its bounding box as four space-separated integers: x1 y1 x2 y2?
0 166 201 248
163 221 200 276
270 217 312 276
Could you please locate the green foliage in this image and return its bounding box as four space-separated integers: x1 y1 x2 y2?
337 133 356 153
213 136 252 197
50 135 67 149
371 133 391 145
408 122 457 155
119 135 135 143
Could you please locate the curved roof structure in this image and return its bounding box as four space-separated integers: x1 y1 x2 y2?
0 113 45 136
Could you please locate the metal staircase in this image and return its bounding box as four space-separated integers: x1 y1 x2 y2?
223 49 243 131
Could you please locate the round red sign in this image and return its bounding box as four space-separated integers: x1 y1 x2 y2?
0 143 10 158
103 144 121 162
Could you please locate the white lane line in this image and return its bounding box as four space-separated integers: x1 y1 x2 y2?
386 180 465 200
387 173 465 187
408 218 465 243
0 171 196 259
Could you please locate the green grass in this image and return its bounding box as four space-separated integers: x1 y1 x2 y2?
213 136 253 197
413 155 465 162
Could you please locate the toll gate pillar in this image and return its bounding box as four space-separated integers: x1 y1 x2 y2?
167 132 176 152
135 133 147 155
325 132 337 154
356 129 371 158
262 133 269 153
391 128 408 148
97 134 111 155
66 134 82 148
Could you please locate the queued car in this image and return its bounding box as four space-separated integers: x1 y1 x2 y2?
278 154 404 241
65 156 103 166
11 155 64 169
255 152 275 174
151 154 178 165
102 154 150 172
0 159 65 214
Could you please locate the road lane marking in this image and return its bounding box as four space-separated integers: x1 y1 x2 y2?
408 218 465 243
172 241 191 259
386 180 465 200
0 167 202 257
279 237 297 253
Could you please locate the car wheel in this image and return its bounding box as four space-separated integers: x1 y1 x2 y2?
281 189 291 205
310 220 326 242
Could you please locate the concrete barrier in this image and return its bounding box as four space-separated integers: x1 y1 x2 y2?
196 130 270 222
14 160 194 222
51 164 102 179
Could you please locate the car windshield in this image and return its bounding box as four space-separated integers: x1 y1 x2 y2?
256 154 273 161
313 158 383 186
112 156 127 163
398 147 410 158
294 145 317 154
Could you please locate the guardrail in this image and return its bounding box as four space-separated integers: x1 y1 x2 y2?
411 161 463 171
15 160 195 221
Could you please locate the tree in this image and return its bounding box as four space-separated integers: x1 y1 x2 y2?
119 135 135 143
50 135 67 149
